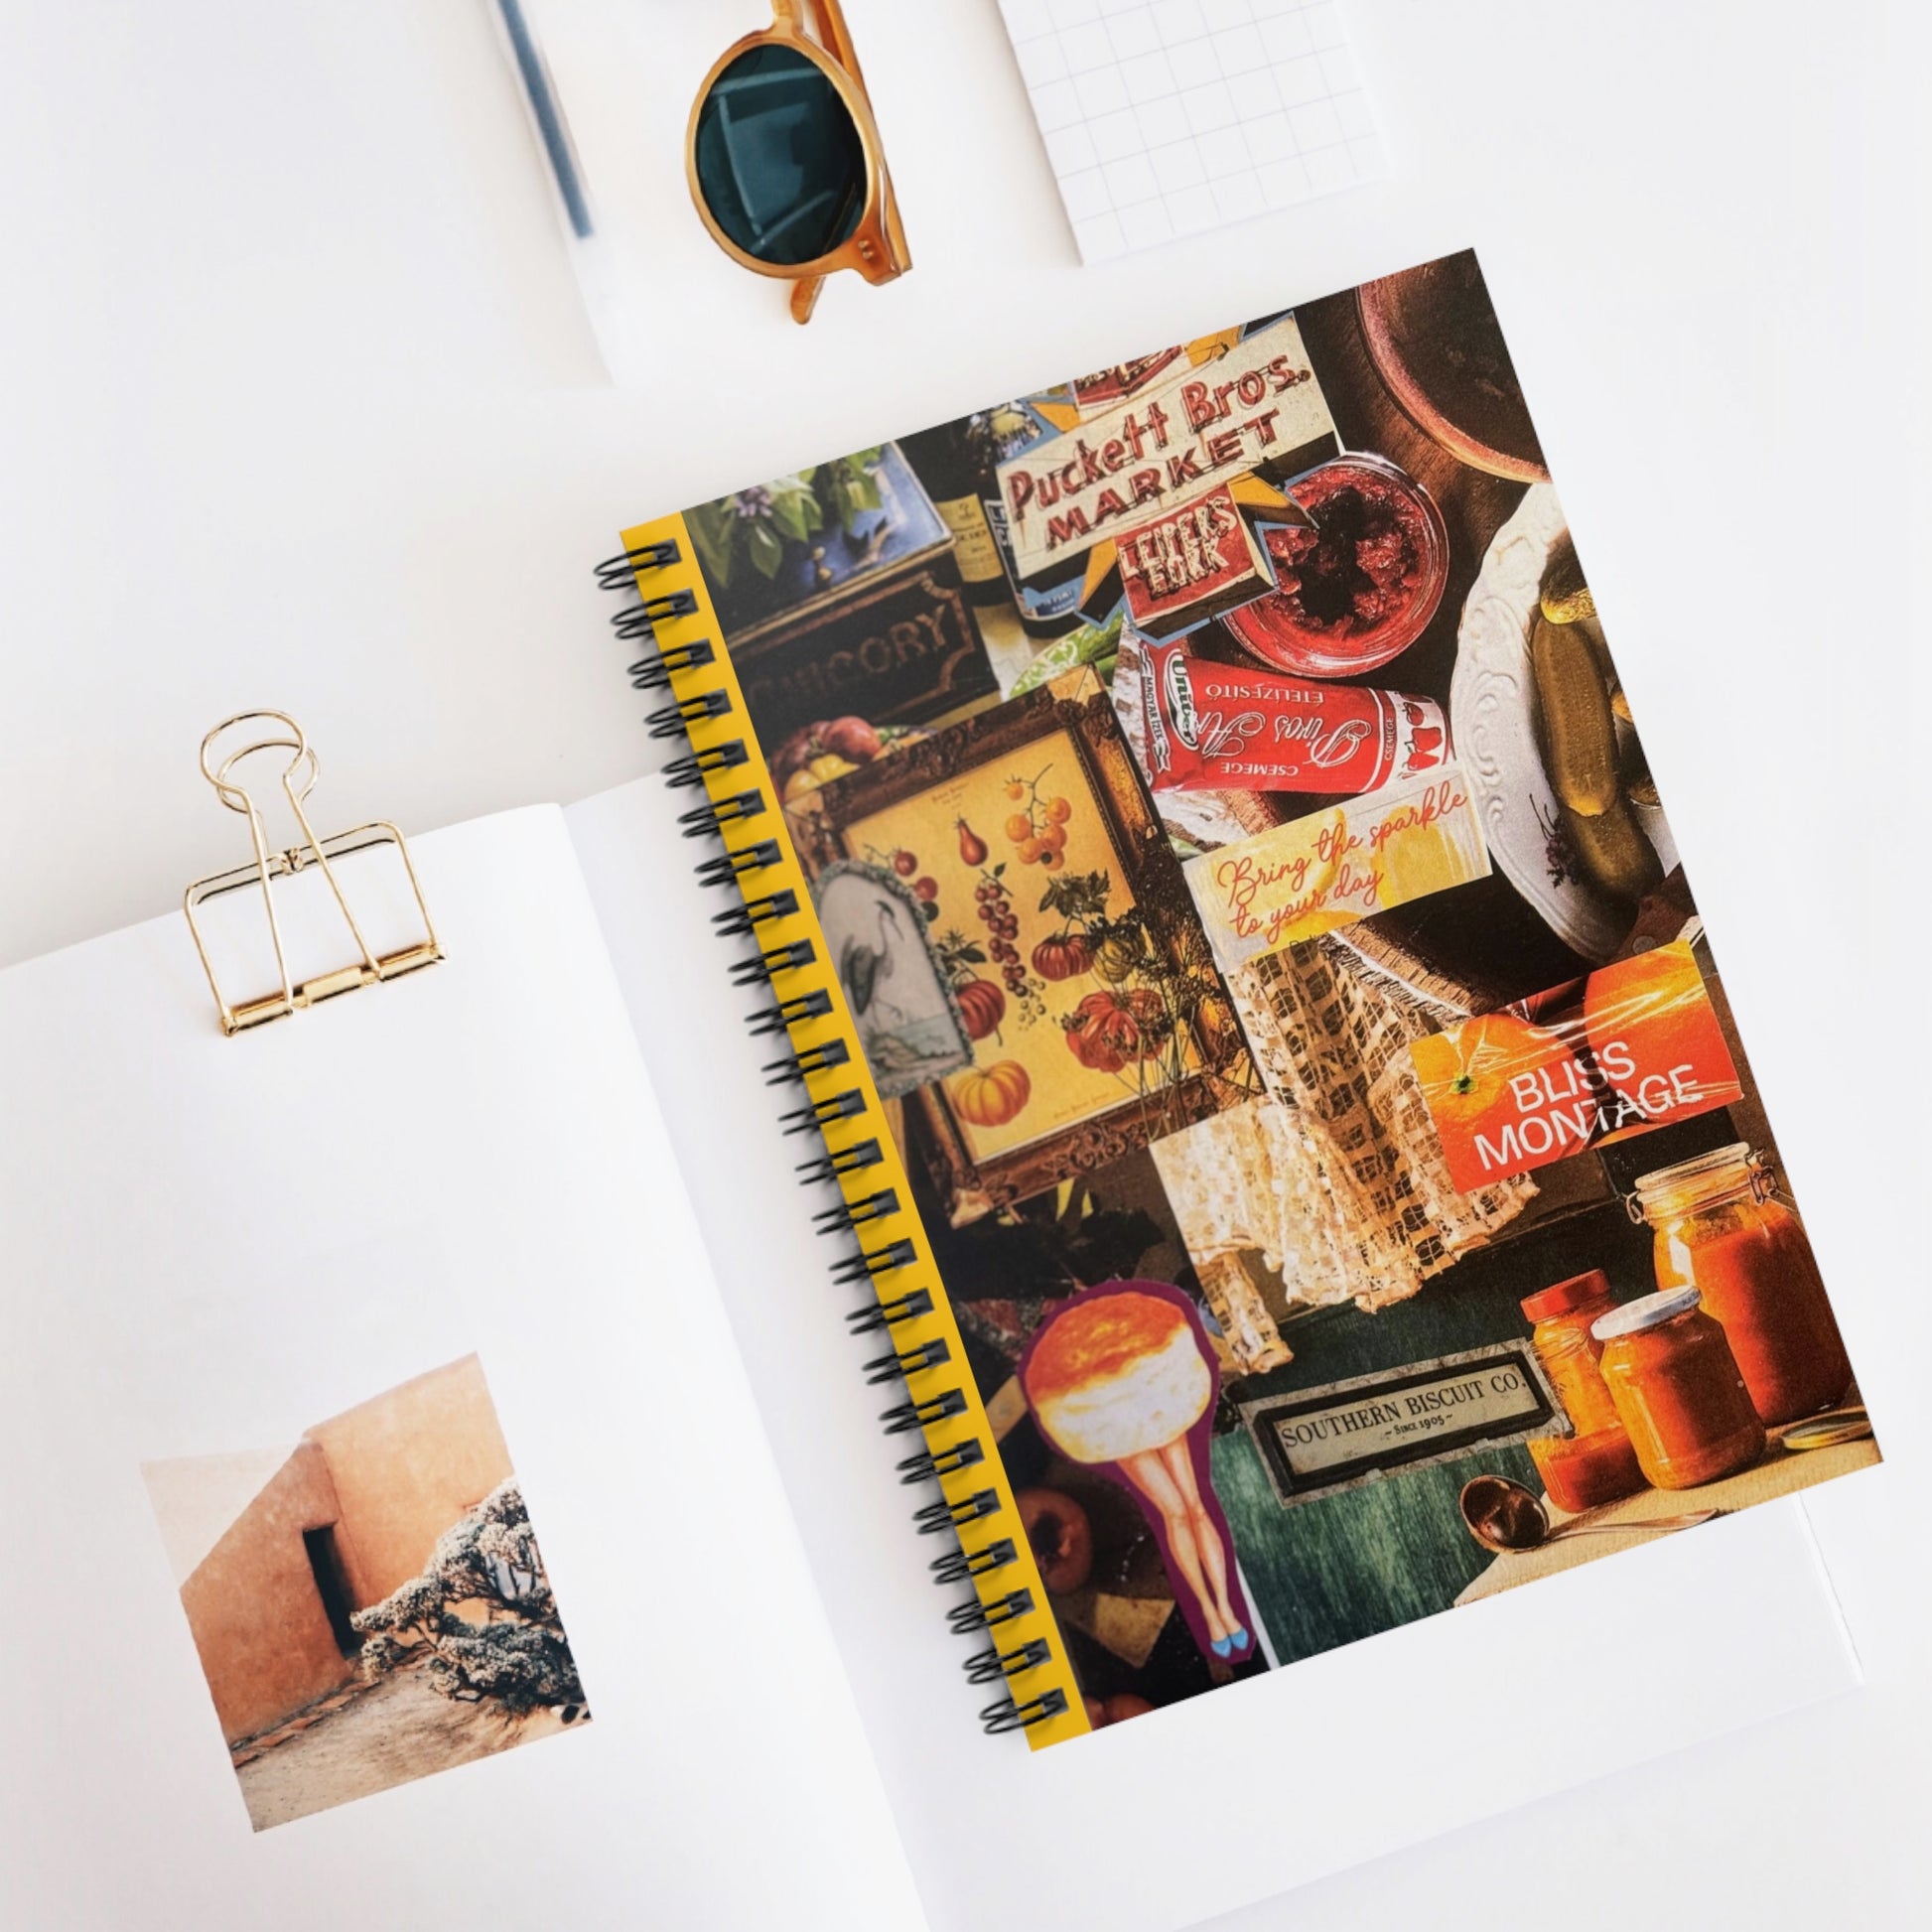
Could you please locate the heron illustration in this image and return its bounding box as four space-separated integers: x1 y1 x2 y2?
841 898 907 1030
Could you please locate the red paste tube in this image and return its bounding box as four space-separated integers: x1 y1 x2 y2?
1133 637 1449 793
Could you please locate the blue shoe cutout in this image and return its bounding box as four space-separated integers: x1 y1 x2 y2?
1228 1625 1252 1655
1211 1635 1233 1658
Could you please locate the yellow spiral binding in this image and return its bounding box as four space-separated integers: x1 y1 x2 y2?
619 513 1087 1748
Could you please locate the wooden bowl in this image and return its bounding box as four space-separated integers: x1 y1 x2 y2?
1357 257 1551 483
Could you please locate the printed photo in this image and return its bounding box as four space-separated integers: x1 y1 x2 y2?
143 1355 586 1830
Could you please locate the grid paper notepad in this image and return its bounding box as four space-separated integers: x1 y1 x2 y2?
996 0 1387 263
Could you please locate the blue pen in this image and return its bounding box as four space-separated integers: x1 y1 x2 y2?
494 0 594 239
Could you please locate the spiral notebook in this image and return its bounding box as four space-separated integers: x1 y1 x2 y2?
0 251 1877 1932
603 244 1879 1751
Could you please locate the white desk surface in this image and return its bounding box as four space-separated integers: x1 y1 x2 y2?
2 2 1925 1928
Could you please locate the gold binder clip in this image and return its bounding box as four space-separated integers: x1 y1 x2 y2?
183 711 443 1035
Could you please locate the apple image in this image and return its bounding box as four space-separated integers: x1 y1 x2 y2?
1016 1486 1093 1595
819 715 882 762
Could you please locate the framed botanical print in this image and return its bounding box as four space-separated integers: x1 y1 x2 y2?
786 670 1260 1222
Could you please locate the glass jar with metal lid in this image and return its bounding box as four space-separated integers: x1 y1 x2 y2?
1520 1269 1645 1511
1632 1142 1852 1427
1592 1286 1766 1489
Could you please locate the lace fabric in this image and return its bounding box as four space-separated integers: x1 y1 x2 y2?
1152 934 1535 1315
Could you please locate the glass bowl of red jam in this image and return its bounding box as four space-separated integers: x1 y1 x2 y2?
1223 453 1449 678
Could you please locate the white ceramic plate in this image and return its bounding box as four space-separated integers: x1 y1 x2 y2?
1450 483 1629 963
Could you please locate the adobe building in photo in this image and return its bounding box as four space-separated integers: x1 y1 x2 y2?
143 1355 513 1745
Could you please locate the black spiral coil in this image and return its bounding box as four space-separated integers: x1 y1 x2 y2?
712 887 798 936
764 1037 851 1086
930 1538 1017 1587
947 1587 1034 1635
628 636 717 691
678 789 764 839
963 1636 1053 1684
983 1687 1070 1733
797 1136 882 1185
696 840 783 890
593 538 681 588
828 1235 917 1283
729 938 816 987
663 741 750 788
813 1185 898 1234
612 587 700 641
843 1285 931 1331
747 988 835 1036
914 1489 1001 1536
896 1439 985 1484
879 1388 969 1436
862 1334 950 1384
601 534 1066 1739
646 689 733 739
781 1089 870 1138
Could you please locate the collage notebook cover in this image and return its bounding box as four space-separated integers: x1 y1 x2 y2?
608 249 1878 1748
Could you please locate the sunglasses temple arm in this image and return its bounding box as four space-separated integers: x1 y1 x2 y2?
884 181 910 273
789 274 827 326
814 0 904 276
805 0 863 80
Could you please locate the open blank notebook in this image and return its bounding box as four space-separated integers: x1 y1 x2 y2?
0 792 1865 1932
994 0 1389 261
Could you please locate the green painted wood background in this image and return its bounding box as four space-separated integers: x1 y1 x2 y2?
1213 1193 1657 1664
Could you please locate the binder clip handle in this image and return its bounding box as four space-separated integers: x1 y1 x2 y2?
184 711 443 1035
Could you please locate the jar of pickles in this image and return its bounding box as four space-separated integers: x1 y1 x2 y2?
1592 1287 1766 1489
1633 1143 1852 1427
1520 1270 1645 1511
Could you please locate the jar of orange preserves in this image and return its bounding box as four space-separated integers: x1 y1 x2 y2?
1522 1271 1623 1433
1520 1271 1645 1511
1633 1143 1852 1427
1592 1287 1766 1489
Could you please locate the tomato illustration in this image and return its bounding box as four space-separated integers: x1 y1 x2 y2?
953 978 1007 1042
1032 933 1095 983
1065 988 1166 1074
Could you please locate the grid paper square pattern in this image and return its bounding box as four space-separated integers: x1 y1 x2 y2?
997 0 1388 263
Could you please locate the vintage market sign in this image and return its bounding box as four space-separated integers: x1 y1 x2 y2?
995 315 1335 578
1410 941 1743 1193
1183 764 1490 971
1240 1346 1560 1506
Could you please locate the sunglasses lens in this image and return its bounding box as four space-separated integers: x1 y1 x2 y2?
694 46 868 267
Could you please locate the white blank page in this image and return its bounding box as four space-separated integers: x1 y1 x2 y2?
0 808 922 1932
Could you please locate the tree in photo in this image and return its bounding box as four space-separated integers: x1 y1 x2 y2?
351 1479 588 1723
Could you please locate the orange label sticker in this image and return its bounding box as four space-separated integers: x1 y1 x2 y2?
1410 943 1742 1192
